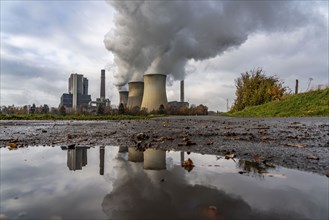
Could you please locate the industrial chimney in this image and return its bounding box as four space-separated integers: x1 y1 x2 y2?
141 74 168 112
100 69 105 99
180 80 184 102
119 91 129 107
127 82 144 109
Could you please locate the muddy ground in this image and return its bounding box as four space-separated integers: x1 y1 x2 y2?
1 116 328 176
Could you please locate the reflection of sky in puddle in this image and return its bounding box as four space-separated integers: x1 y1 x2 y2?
0 146 328 220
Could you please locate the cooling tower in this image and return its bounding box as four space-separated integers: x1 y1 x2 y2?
143 148 166 170
141 74 168 112
128 147 144 162
119 91 129 107
127 82 144 109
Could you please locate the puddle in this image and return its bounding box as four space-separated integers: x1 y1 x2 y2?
0 146 328 220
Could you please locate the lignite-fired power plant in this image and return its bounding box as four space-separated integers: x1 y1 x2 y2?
119 74 186 112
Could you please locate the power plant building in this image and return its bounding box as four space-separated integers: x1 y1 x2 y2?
60 73 91 109
168 80 189 108
89 69 111 107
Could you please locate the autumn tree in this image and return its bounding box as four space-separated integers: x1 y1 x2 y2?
231 69 286 112
118 103 125 114
158 104 165 114
30 104 36 114
97 104 105 115
59 105 66 116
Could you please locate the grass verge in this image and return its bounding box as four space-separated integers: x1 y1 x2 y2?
225 88 329 117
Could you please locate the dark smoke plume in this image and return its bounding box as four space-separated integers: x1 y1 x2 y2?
104 0 320 87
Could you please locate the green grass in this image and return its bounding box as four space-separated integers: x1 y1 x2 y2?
225 88 329 117
0 114 165 120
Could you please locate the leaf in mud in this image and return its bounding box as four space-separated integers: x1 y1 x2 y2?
263 160 275 168
286 143 306 148
260 136 272 141
67 134 73 139
136 133 148 140
182 158 194 172
326 172 329 178
163 120 168 127
307 155 319 160
253 154 262 163
206 141 214 145
224 152 236 160
178 140 196 146
8 143 17 148
262 173 286 178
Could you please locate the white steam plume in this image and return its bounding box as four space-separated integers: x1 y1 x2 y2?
104 0 321 87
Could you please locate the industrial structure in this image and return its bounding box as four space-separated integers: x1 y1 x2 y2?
143 148 166 170
122 74 188 112
141 74 168 112
119 91 129 107
180 80 184 102
59 73 91 109
89 69 111 107
127 82 144 109
168 79 189 108
66 147 89 171
100 69 105 99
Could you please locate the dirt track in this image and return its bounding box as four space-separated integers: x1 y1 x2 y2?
1 116 328 175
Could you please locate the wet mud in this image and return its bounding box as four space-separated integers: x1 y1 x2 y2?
1 116 328 175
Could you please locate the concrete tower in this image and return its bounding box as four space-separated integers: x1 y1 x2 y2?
127 82 144 109
141 74 168 112
100 69 105 99
119 91 129 107
180 80 184 102
143 148 166 170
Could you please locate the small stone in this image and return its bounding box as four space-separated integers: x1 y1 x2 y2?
307 155 319 160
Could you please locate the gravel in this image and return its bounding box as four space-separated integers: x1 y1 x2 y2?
1 116 328 175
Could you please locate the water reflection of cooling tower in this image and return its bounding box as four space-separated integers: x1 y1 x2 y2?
127 82 144 109
143 148 166 170
119 91 129 107
128 147 144 162
141 74 168 112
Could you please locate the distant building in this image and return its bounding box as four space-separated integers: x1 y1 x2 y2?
167 101 189 108
59 73 91 109
60 93 73 108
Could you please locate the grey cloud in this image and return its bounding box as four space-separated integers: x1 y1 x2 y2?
104 0 324 87
1 58 64 80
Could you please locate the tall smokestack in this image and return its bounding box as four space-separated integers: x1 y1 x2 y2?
141 74 168 112
127 82 144 109
119 91 129 107
180 80 184 102
100 69 105 99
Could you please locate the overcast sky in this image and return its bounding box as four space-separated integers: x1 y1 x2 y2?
1 0 328 112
